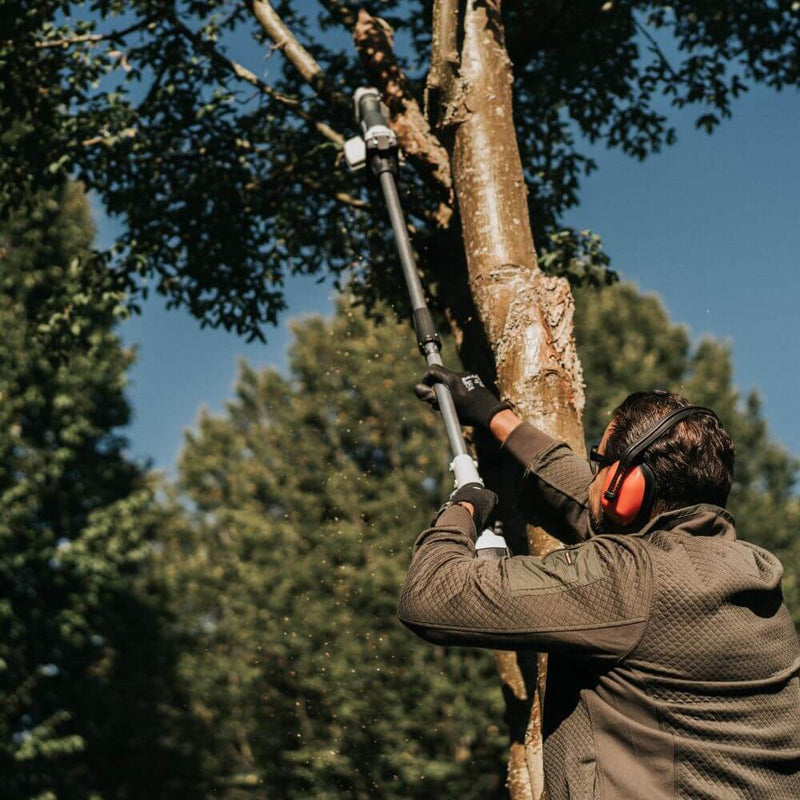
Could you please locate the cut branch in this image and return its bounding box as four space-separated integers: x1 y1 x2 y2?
251 0 347 110
173 18 343 148
353 10 453 226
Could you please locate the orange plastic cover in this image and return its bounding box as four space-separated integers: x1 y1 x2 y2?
601 464 647 526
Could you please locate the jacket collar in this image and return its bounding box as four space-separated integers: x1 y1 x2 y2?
636 503 737 541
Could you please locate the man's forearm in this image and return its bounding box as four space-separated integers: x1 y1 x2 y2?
486 405 595 543
497 419 594 543
414 365 592 542
489 408 523 445
398 504 650 655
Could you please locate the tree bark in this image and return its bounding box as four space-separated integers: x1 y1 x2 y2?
431 1 586 796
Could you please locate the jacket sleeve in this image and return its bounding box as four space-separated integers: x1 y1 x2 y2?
501 421 594 544
398 504 652 661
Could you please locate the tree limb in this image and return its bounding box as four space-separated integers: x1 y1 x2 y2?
29 18 153 49
353 10 453 226
443 3 587 796
251 0 347 110
172 17 344 148
633 14 679 80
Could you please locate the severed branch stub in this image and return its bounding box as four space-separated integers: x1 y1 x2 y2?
353 9 454 226
426 0 463 132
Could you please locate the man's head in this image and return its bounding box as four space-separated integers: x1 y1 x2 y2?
588 391 735 534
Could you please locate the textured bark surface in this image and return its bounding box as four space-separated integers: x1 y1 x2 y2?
432 1 586 796
452 1 585 448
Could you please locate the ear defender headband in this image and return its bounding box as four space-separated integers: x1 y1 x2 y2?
601 405 718 527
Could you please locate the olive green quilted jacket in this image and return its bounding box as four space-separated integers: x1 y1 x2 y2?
398 423 800 799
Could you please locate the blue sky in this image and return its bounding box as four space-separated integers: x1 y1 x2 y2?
102 18 800 476
563 83 800 452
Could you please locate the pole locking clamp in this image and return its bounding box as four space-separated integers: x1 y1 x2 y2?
344 87 398 171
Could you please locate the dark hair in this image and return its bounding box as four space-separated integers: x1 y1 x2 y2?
604 391 735 514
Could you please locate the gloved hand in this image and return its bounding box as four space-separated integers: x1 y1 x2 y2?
447 483 498 533
414 365 512 429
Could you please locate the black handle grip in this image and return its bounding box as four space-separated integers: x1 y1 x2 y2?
357 91 388 132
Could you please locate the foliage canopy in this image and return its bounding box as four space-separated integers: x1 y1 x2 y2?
0 184 202 800
3 0 798 336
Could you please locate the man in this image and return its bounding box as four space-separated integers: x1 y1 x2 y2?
400 365 800 799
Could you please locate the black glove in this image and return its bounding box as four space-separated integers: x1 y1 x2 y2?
414 365 512 429
447 483 498 533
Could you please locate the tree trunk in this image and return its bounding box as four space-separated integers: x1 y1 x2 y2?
430 1 586 797
252 2 587 795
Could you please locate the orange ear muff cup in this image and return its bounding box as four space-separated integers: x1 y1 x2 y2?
601 462 648 527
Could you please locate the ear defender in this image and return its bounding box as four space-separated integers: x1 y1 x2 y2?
597 404 717 529
601 462 654 527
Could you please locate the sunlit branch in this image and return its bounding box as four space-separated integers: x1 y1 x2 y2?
173 18 344 148
251 0 348 110
353 10 453 225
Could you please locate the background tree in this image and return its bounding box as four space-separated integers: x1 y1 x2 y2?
157 302 508 798
2 1 798 335
158 287 800 797
0 183 203 800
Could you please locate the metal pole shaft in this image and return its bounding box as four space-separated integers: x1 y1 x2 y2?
378 172 427 310
378 171 468 460
351 87 505 550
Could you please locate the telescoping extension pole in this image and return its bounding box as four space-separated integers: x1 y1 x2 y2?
345 87 507 558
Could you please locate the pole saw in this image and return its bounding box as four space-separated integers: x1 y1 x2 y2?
344 87 508 559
